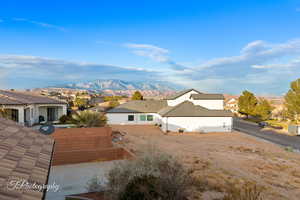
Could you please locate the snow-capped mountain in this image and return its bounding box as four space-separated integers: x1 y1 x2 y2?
55 79 181 92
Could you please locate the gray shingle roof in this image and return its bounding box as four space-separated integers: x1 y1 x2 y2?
0 90 66 105
0 118 54 200
107 100 167 113
190 93 224 100
158 101 233 117
165 89 202 100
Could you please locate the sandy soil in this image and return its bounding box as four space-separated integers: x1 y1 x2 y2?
111 125 300 200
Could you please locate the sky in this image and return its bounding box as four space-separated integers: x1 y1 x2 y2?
1 0 300 95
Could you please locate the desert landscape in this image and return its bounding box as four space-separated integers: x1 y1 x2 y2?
112 125 300 200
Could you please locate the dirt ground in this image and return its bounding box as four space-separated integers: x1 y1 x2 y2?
111 125 300 200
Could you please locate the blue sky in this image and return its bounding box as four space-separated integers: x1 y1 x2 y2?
1 0 300 95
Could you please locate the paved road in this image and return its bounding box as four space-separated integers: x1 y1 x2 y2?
233 118 300 151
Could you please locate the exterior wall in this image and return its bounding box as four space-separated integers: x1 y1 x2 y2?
167 90 224 110
2 105 25 125
106 113 161 125
1 104 67 125
167 90 199 106
190 99 224 109
37 104 67 123
161 117 232 133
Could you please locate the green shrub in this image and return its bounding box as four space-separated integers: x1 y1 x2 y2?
59 114 70 124
70 110 107 127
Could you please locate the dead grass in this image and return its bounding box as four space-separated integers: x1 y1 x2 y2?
111 125 300 200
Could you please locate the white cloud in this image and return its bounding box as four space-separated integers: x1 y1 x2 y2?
0 55 158 89
124 43 169 62
12 18 66 31
194 39 300 71
124 43 188 70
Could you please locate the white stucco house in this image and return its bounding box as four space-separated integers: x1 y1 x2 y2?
0 90 67 126
106 89 233 133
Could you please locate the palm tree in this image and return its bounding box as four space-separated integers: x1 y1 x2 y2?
70 110 107 127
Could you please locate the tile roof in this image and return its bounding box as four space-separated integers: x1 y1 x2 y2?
165 89 202 100
0 90 66 105
0 118 54 200
107 100 167 113
158 101 233 117
190 93 224 100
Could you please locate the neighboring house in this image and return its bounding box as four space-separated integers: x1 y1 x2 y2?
107 89 233 132
89 96 104 106
0 117 54 200
0 90 67 126
225 97 239 114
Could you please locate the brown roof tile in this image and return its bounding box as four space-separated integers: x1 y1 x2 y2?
158 101 233 117
107 100 167 113
0 90 66 105
0 118 54 200
165 89 202 100
190 93 224 100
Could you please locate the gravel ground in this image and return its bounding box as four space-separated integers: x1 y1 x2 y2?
112 125 300 200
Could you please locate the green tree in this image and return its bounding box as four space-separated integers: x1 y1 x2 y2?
132 91 143 100
254 99 273 120
0 107 8 119
74 98 88 109
238 90 258 118
109 100 120 108
285 78 300 123
70 110 107 127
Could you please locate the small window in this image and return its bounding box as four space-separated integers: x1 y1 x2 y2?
140 115 146 121
128 115 134 121
147 115 153 121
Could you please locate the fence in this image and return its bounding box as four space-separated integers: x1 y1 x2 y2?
288 125 300 135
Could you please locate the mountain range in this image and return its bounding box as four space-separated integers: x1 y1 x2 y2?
55 79 181 91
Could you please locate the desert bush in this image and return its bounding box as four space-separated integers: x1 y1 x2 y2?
70 110 107 127
104 149 194 200
119 175 162 200
223 182 264 200
59 114 71 124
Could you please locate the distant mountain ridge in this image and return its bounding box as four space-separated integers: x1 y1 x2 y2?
54 79 181 92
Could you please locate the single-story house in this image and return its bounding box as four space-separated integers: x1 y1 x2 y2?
106 89 233 132
0 117 54 200
0 90 67 126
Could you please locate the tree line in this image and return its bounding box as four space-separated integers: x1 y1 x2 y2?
238 78 300 123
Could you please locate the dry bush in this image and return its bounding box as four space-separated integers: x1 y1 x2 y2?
223 182 264 200
105 149 195 200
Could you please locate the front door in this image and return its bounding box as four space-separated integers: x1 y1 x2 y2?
47 107 57 121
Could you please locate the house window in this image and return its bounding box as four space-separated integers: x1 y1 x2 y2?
147 115 153 121
11 109 19 122
140 115 146 121
47 107 58 121
128 115 134 121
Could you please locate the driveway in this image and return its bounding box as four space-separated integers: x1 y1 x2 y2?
233 118 300 151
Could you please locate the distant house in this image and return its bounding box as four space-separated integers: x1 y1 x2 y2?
0 90 67 126
225 97 239 114
0 117 54 199
89 96 104 106
106 89 233 133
